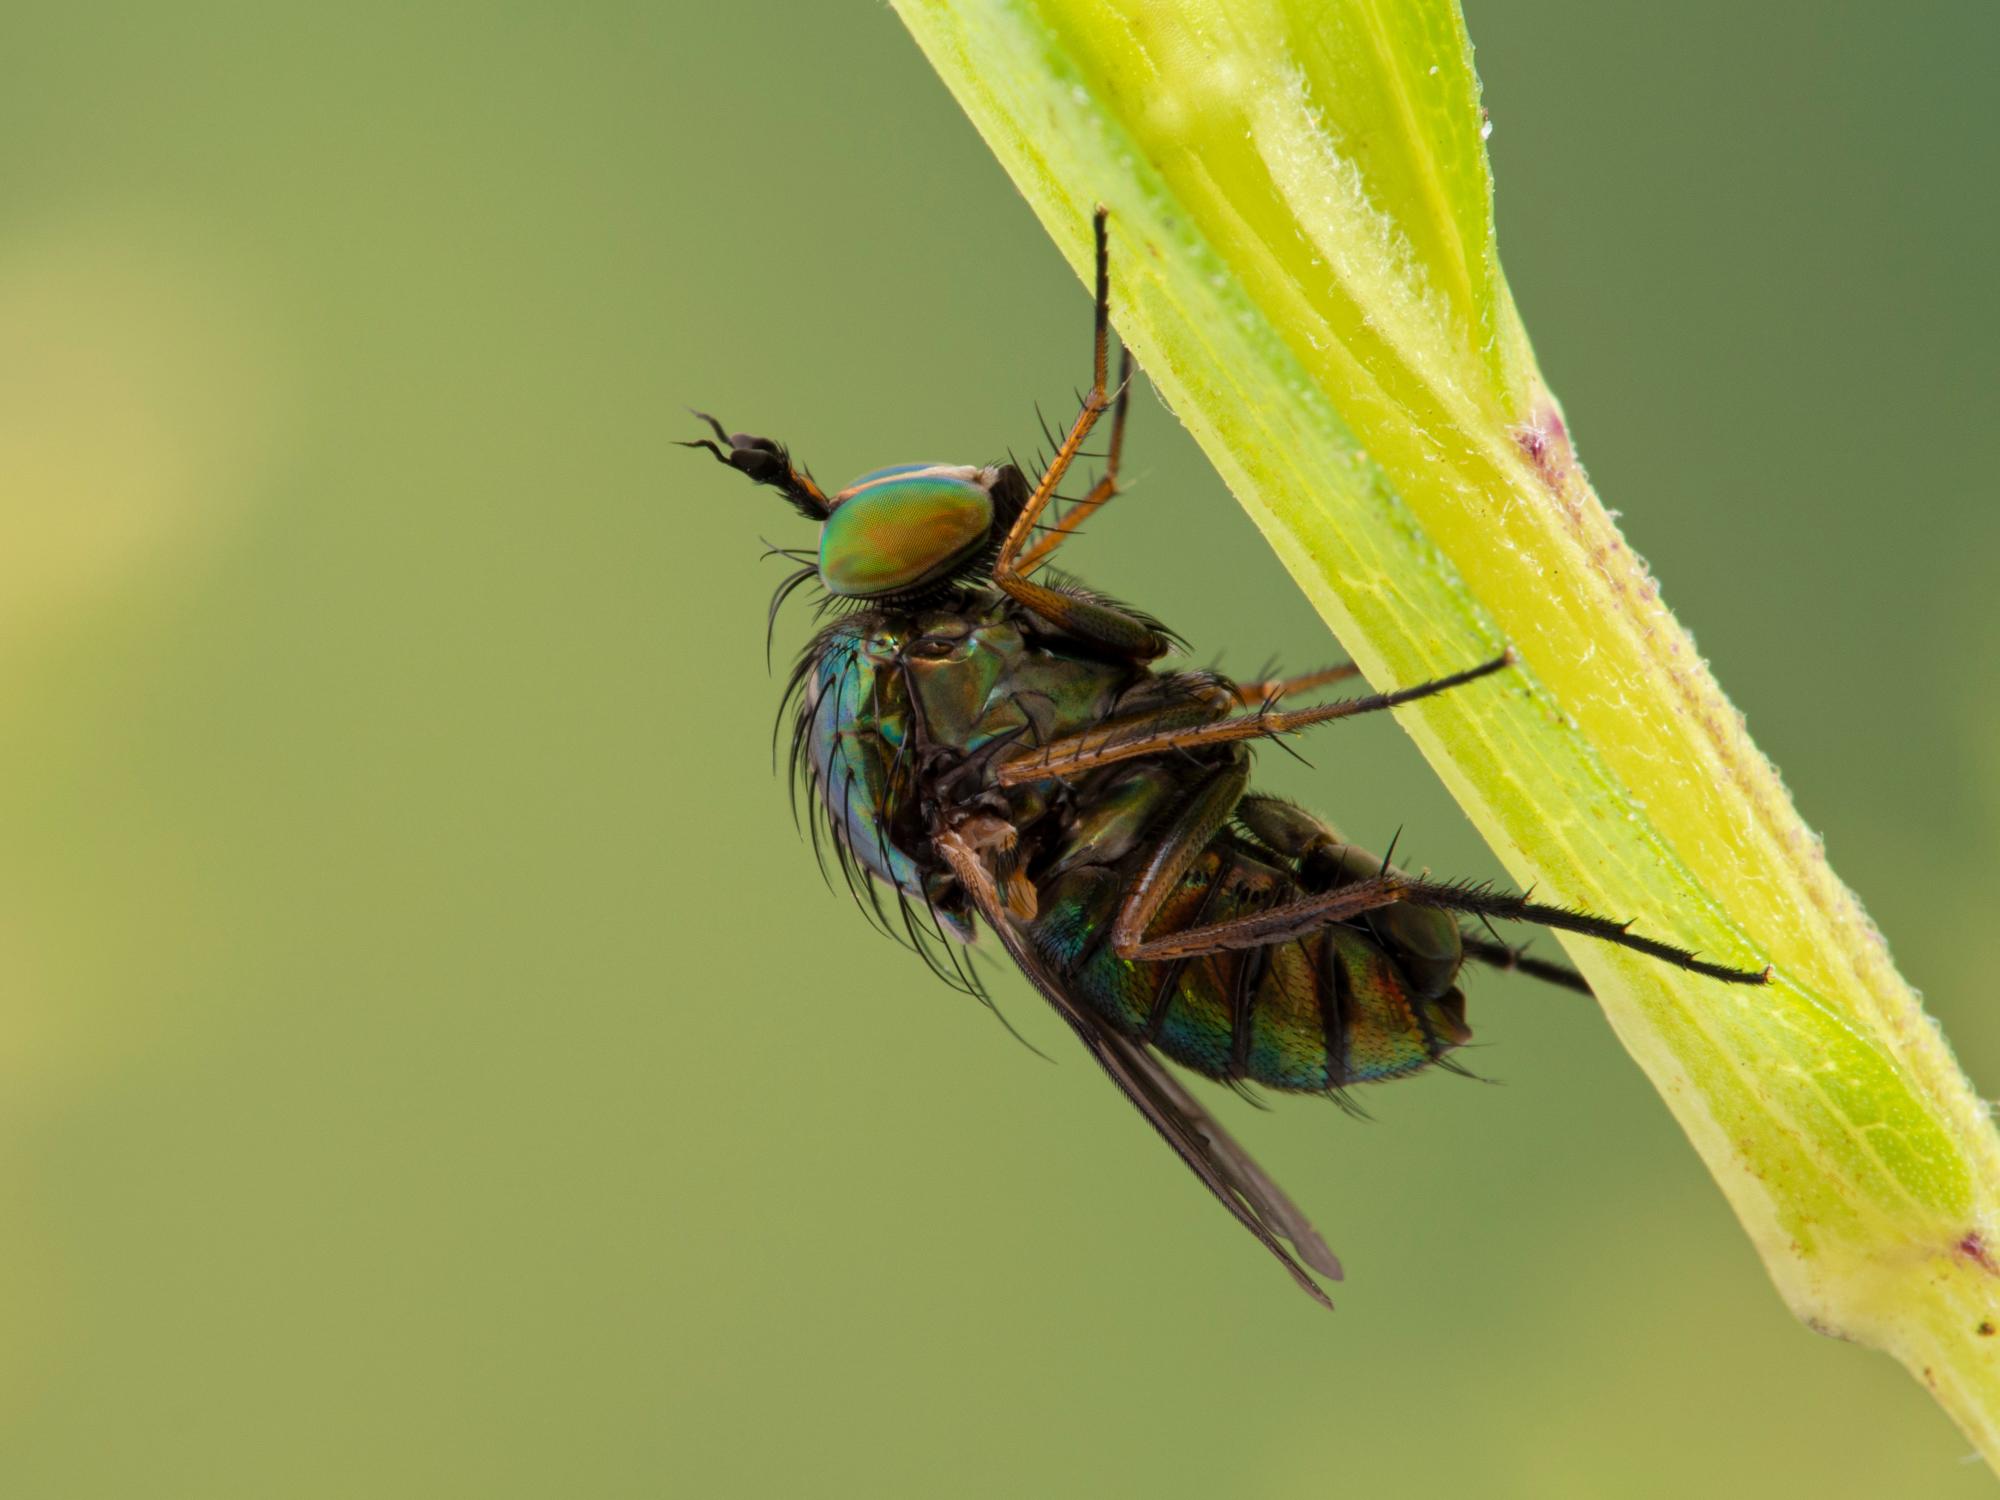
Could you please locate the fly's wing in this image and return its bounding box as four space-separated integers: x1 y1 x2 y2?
933 830 1340 1308
1102 1031 1343 1284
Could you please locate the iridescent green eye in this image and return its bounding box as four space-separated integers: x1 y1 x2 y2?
819 464 994 598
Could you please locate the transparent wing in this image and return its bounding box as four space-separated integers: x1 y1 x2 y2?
934 830 1341 1308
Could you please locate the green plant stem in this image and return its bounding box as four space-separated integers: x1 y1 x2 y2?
891 0 2000 1463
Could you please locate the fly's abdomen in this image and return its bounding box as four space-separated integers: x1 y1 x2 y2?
1032 844 1472 1093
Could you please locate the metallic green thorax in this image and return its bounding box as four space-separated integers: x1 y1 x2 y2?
802 592 1127 906
818 465 996 598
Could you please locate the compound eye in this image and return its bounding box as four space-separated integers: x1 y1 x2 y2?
819 465 994 598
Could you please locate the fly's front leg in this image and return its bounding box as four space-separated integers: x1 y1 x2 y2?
1013 348 1132 576
990 209 1168 661
992 207 1114 575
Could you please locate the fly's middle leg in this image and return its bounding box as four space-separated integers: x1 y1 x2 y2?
997 651 1511 785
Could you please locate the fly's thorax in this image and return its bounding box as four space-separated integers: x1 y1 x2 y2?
897 598 1133 757
898 612 1020 749
997 647 1135 743
818 463 1005 599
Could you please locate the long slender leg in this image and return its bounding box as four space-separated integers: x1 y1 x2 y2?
1123 868 1768 984
992 208 1114 578
987 213 1169 660
1404 881 1768 984
998 653 1509 787
1015 348 1133 576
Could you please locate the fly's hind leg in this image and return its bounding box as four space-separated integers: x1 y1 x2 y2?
1124 864 1768 985
1234 797 1461 1001
1238 799 1625 998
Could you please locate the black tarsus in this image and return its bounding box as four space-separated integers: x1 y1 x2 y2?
1397 878 1769 985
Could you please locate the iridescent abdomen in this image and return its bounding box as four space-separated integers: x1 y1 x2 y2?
1031 841 1472 1092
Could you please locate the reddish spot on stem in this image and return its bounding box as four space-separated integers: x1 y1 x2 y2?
1512 405 1574 493
1957 1232 1999 1275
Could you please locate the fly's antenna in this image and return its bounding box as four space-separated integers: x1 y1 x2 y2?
681 410 831 519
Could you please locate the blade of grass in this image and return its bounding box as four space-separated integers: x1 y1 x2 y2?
892 0 2000 1462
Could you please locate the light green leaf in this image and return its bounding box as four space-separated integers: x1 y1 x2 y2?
893 0 2000 1464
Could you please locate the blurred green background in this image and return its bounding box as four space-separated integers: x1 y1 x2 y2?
3 1 1996 1494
